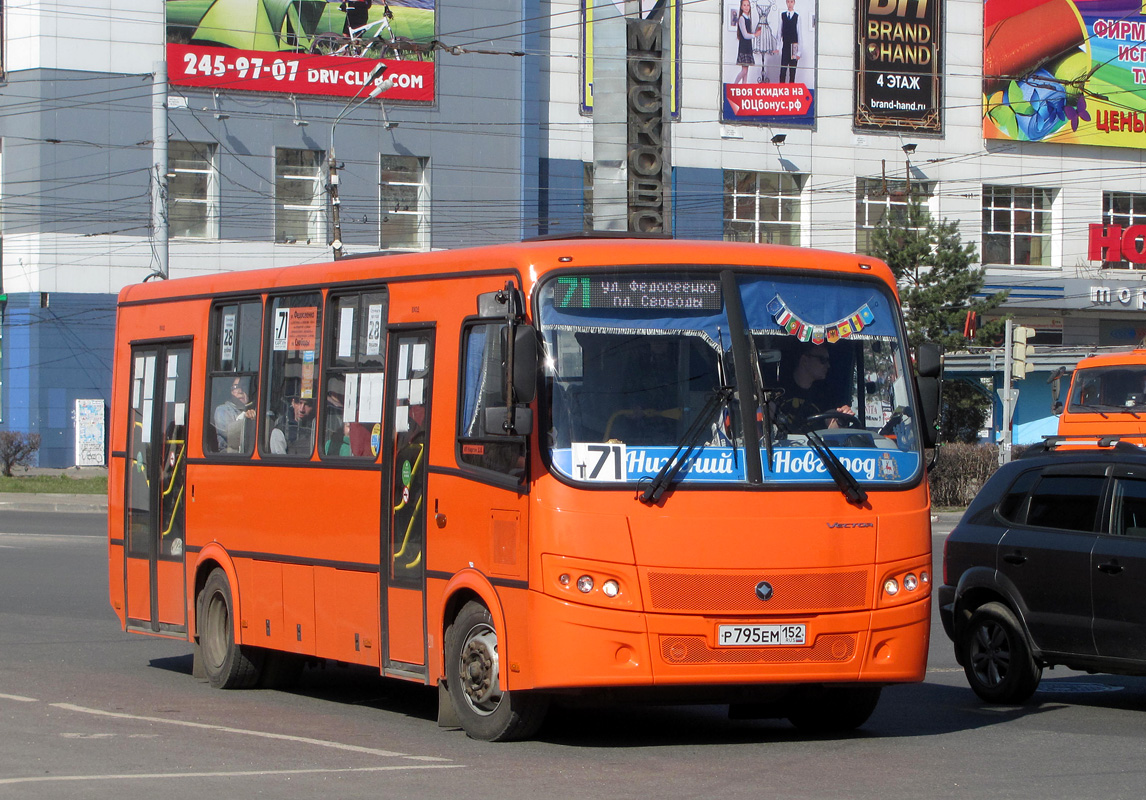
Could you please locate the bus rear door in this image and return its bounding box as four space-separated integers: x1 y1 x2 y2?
123 342 192 635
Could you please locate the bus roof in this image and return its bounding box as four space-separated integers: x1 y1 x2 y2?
117 238 896 306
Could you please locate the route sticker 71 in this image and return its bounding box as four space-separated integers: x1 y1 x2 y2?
570 443 627 482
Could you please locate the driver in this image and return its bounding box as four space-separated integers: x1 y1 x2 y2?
777 344 853 429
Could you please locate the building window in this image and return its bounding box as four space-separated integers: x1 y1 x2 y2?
855 177 932 256
1102 191 1146 270
169 141 218 239
275 148 325 244
379 155 427 250
725 171 804 245
982 185 1053 266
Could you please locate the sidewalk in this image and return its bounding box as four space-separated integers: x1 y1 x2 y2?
0 492 107 513
0 466 108 513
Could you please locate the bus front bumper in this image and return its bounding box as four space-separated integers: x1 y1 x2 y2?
516 591 930 692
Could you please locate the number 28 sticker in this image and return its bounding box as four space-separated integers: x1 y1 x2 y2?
570 443 626 482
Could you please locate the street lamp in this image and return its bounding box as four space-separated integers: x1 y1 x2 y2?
329 62 396 260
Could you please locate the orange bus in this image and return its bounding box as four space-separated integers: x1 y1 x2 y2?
108 236 941 740
1057 348 1146 439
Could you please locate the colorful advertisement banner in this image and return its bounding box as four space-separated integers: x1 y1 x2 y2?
983 0 1146 149
721 0 817 126
166 0 435 101
580 0 682 117
854 0 942 132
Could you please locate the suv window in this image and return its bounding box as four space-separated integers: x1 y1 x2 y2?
1025 474 1105 532
1113 477 1146 537
997 469 1039 523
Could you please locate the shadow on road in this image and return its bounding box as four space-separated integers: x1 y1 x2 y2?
145 652 1146 746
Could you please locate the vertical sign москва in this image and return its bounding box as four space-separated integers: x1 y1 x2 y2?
854 0 942 132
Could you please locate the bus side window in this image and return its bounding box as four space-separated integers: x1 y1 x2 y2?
457 321 527 480
263 292 323 458
322 290 388 459
205 300 262 457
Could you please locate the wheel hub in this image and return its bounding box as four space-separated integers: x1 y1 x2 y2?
459 627 500 714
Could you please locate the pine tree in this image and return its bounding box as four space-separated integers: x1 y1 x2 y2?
869 198 1008 442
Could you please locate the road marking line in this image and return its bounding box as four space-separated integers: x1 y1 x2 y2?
0 693 39 702
0 764 464 786
51 703 414 759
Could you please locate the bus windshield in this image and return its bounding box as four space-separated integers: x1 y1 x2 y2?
537 269 923 488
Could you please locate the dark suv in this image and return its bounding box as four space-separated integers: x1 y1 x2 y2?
939 439 1146 703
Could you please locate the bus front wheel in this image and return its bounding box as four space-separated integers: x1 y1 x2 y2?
198 568 263 689
444 600 548 741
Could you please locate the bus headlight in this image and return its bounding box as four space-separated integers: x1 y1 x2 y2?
542 555 639 610
878 561 933 607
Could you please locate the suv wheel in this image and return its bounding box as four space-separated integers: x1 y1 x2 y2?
958 601 1042 704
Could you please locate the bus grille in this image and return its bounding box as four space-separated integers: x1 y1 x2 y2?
646 570 869 614
659 634 856 665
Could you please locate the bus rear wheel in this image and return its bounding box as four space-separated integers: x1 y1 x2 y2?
445 601 548 741
198 568 263 689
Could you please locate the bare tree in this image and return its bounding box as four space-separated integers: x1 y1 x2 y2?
0 432 42 477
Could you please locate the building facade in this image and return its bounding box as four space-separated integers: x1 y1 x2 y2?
2 0 1144 464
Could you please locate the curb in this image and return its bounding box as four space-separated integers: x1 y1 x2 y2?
0 493 107 513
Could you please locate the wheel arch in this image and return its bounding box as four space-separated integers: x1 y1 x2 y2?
436 570 507 683
191 544 241 643
953 567 1041 660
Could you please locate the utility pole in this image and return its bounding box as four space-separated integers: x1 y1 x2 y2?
329 64 392 260
999 319 1015 465
151 60 169 279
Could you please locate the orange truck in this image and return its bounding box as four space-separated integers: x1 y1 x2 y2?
1056 349 1146 439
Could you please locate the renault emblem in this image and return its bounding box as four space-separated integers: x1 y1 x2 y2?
755 581 774 601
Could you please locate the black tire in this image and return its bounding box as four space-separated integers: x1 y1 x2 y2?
958 601 1042 704
787 686 882 733
309 33 347 56
444 600 548 741
198 568 263 689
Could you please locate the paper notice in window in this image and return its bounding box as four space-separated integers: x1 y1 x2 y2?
359 373 384 423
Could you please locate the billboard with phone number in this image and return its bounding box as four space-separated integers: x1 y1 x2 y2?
166 0 435 102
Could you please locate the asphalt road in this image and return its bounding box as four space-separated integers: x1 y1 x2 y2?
3 509 1146 800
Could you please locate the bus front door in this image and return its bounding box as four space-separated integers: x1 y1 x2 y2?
123 343 191 635
383 330 433 675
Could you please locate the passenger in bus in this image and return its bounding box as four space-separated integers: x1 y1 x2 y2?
270 393 316 455
777 344 854 430
213 377 256 452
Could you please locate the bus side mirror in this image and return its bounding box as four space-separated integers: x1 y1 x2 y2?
512 325 538 403
916 342 942 448
916 342 941 379
478 286 526 319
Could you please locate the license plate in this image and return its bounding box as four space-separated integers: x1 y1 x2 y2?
717 624 806 647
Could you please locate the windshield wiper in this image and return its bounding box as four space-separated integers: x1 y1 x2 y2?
639 385 734 505
803 429 868 506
